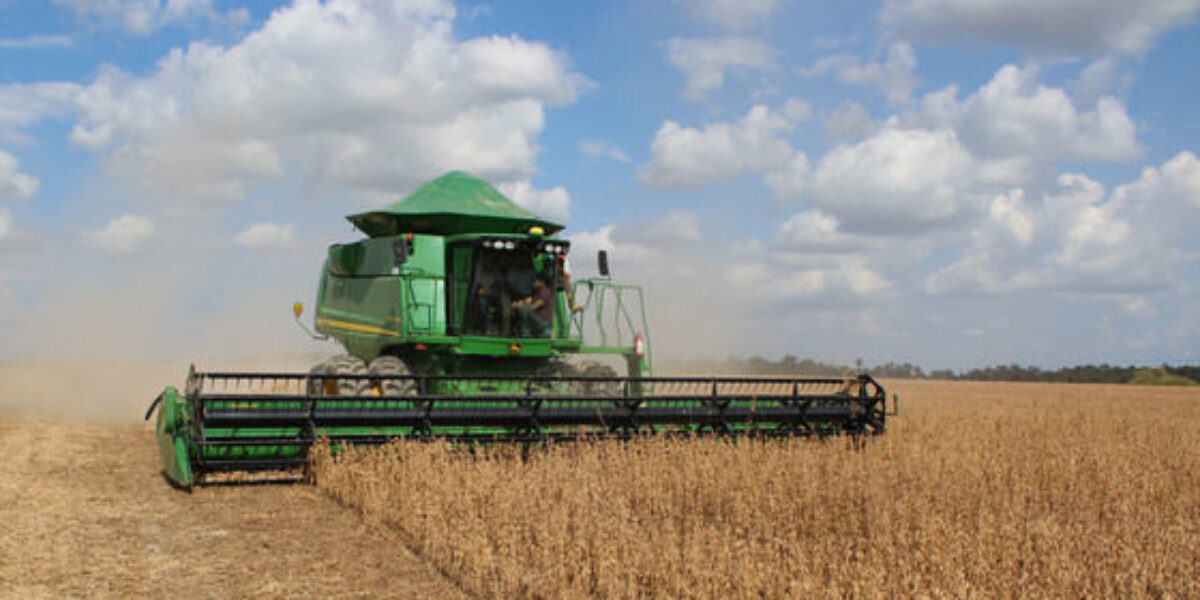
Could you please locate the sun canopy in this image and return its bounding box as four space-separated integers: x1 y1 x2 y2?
347 171 565 238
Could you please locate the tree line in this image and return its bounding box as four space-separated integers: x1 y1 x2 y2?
661 355 1200 385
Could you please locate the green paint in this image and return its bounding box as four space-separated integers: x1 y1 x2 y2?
347 171 564 237
154 387 193 488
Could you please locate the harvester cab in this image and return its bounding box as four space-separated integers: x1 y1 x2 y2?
148 171 888 488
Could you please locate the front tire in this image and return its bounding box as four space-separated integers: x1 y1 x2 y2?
367 355 417 396
309 354 367 396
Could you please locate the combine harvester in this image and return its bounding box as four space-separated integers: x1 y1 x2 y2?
147 172 890 487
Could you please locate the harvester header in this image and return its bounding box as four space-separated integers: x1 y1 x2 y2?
148 171 889 488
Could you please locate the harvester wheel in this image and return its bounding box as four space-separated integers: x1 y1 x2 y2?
308 361 334 396
325 354 368 396
367 356 417 397
576 361 620 397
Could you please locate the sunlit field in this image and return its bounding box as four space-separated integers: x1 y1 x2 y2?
313 380 1200 598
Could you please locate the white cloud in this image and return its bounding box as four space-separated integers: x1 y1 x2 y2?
85 214 155 256
1120 296 1156 319
0 82 82 143
723 252 892 305
51 0 243 34
0 207 11 240
881 0 1200 56
770 62 1142 235
497 180 571 222
808 42 918 105
926 152 1200 296
954 65 1141 162
666 37 775 100
49 0 585 207
676 0 782 30
570 225 660 268
578 140 631 163
639 104 799 189
1114 150 1200 212
781 98 812 122
0 151 39 202
987 189 1034 246
923 188 1047 295
805 128 1000 233
570 210 703 271
763 153 810 200
0 35 73 49
772 210 875 253
1070 58 1130 109
234 222 297 249
824 101 877 140
900 64 1142 166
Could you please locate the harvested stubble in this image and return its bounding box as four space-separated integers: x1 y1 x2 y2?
312 380 1200 598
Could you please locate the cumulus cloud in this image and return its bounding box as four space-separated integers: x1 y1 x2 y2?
666 37 776 100
234 222 297 249
926 152 1200 295
929 65 1142 162
51 0 247 34
804 128 1009 234
85 214 155 256
763 62 1142 236
802 42 919 105
42 0 585 206
639 104 800 189
578 140 631 163
497 180 571 222
881 0 1200 56
0 151 39 202
676 0 782 30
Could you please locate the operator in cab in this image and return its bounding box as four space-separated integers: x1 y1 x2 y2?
512 276 554 338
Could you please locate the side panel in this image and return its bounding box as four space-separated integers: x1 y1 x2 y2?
400 235 446 337
402 277 445 335
154 386 194 488
316 234 447 360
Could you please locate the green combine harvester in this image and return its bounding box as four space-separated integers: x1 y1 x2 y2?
147 171 889 488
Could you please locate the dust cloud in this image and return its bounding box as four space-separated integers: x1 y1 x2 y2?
0 239 331 422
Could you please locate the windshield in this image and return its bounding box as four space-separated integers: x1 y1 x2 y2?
462 245 560 338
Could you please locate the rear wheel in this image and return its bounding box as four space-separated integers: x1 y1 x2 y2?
575 361 620 397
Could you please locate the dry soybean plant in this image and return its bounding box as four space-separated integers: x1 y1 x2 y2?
312 380 1200 598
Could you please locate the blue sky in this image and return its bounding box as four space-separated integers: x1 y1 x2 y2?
1 0 1198 370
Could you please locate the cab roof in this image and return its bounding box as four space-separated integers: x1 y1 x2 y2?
347 171 565 237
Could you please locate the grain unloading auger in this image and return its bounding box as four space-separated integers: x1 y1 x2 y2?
147 172 889 488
